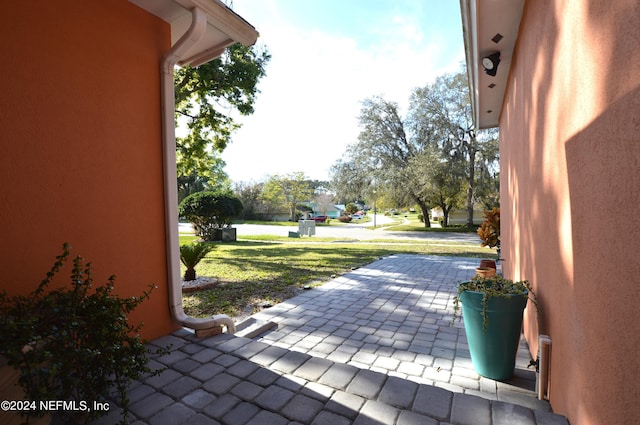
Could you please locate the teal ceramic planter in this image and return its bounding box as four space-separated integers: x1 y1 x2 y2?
459 288 529 380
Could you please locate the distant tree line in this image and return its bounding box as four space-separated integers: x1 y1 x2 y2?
330 65 499 227
234 172 332 221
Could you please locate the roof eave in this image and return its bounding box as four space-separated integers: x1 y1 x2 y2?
130 0 258 67
459 0 525 130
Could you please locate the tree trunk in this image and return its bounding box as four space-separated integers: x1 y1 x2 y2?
466 149 476 228
437 193 450 227
184 268 196 281
416 200 431 228
289 203 297 221
443 205 450 227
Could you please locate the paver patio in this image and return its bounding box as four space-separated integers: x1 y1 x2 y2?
90 254 568 425
251 254 549 411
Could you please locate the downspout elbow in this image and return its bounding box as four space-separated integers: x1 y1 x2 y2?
161 7 235 334
182 315 236 334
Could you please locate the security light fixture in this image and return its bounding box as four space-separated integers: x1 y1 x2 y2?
482 52 501 76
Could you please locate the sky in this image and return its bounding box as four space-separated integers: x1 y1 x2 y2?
220 0 465 184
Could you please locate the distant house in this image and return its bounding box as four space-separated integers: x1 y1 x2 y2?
330 204 346 218
267 213 290 222
296 204 313 220
301 201 345 219
324 205 345 219
1 0 258 339
430 207 484 226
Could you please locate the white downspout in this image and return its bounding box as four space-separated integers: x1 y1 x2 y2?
537 334 552 400
161 7 236 334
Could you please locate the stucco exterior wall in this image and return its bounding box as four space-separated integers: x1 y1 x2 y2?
500 0 640 423
0 1 177 339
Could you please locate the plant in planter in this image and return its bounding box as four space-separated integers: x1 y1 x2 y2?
476 207 500 277
180 242 214 281
452 275 539 380
477 207 500 259
0 243 167 424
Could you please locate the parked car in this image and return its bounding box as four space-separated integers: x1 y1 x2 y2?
352 213 363 219
313 215 328 223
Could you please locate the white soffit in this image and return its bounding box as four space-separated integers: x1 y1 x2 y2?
460 0 524 129
130 0 258 66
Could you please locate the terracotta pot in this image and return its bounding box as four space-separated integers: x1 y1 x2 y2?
479 259 497 270
475 267 497 278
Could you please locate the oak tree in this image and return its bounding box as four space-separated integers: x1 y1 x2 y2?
175 43 271 181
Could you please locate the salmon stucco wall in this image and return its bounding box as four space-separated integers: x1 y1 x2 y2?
0 1 178 339
499 0 640 423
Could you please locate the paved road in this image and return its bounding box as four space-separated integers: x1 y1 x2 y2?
180 215 481 244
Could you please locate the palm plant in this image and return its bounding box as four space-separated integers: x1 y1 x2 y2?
180 243 213 281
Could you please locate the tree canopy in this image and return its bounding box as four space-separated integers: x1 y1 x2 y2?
330 66 499 227
408 69 498 225
175 42 271 182
262 172 314 221
353 96 436 227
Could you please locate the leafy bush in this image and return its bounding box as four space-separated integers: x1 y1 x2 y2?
345 202 359 215
180 243 214 281
0 243 166 424
338 215 352 223
179 191 243 241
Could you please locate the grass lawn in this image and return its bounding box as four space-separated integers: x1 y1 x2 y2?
381 212 478 233
180 235 495 321
235 219 355 227
382 223 478 232
234 220 295 226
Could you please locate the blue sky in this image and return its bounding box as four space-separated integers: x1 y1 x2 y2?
221 0 465 183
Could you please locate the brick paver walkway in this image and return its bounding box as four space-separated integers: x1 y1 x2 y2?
90 255 569 425
252 254 547 411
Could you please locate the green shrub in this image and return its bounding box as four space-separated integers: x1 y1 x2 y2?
180 243 214 281
0 243 166 424
179 191 243 241
345 202 359 215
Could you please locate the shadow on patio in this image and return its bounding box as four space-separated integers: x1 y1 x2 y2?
91 254 567 425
